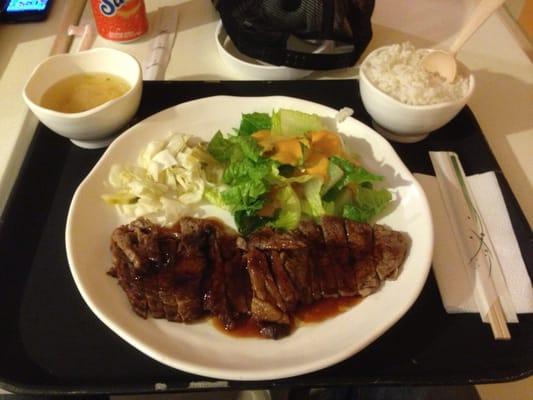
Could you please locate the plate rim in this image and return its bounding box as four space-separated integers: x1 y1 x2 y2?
65 95 434 380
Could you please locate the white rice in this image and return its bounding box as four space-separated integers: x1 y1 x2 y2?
362 42 470 105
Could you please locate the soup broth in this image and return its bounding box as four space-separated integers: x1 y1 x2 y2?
40 72 130 113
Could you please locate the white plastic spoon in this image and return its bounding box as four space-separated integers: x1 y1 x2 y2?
422 0 505 82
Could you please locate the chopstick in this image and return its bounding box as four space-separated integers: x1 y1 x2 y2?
68 23 96 52
488 298 510 339
49 0 86 56
429 151 512 340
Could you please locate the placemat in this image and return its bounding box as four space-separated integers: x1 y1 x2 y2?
0 80 531 395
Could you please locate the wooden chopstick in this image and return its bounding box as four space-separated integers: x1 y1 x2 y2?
429 151 511 340
49 0 86 56
488 298 511 340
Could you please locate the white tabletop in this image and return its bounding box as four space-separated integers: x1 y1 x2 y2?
0 0 532 227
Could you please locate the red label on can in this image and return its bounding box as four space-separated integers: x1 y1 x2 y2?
91 0 148 42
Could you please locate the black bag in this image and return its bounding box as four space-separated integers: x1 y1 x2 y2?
213 0 375 70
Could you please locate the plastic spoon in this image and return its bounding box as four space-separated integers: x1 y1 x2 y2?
422 0 505 82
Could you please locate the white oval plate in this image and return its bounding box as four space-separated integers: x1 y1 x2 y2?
66 96 433 381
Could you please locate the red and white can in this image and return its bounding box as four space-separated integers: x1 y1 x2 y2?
90 0 148 42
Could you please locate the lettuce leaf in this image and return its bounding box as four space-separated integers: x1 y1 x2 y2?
302 176 326 218
330 155 383 187
229 135 263 162
271 109 323 137
238 112 271 136
208 128 279 233
207 131 233 163
203 187 227 209
321 160 344 195
269 185 301 230
221 180 268 212
235 210 277 236
208 131 263 163
342 187 392 222
223 158 272 185
324 155 384 202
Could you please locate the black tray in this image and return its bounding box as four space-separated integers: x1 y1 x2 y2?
0 80 531 395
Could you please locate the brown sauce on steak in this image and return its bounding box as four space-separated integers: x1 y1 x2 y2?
295 296 363 322
109 216 407 339
212 316 264 338
213 296 362 338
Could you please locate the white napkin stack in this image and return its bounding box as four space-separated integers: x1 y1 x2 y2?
416 172 533 316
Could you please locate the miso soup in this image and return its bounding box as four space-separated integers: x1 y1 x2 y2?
40 72 130 113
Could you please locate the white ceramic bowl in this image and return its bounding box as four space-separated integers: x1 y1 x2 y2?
215 21 331 80
359 46 475 143
23 48 142 149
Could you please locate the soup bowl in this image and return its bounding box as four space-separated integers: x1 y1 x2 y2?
23 47 142 149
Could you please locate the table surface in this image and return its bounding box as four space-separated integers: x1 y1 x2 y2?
0 0 532 394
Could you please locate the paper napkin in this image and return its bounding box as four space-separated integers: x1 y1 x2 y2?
143 6 179 80
415 172 533 316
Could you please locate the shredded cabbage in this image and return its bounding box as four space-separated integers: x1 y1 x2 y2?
102 133 222 225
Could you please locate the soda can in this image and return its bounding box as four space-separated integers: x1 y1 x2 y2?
91 0 148 42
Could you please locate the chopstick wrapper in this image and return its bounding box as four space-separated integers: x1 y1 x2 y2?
143 6 179 80
415 170 533 318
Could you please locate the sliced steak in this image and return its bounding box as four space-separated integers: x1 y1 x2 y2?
248 227 307 251
110 240 149 318
373 224 408 280
344 220 380 296
218 232 251 317
344 220 373 255
204 224 251 328
108 216 409 339
141 272 166 318
250 298 290 325
320 216 357 297
298 220 333 298
169 218 211 322
280 248 314 304
246 247 290 325
157 262 182 322
269 250 299 311
110 220 170 319
204 230 233 328
111 218 160 272
144 234 175 319
354 258 380 296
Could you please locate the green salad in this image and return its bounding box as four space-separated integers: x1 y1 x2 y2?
103 108 392 235
205 109 392 235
